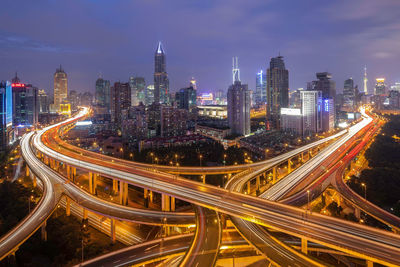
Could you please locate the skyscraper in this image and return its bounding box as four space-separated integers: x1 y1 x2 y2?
343 78 356 107
53 65 68 113
176 85 197 112
154 42 169 104
145 84 155 105
255 70 267 105
266 55 289 129
374 78 387 96
129 77 146 106
301 90 322 136
110 82 131 125
0 81 13 152
312 72 336 100
363 66 368 94
227 58 250 136
12 80 38 127
38 89 49 114
95 77 111 110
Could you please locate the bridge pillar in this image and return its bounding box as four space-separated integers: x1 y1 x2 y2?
88 172 98 195
149 190 153 203
41 221 47 241
301 238 308 254
110 218 116 244
67 165 71 180
83 209 88 220
247 181 251 194
354 207 361 220
256 176 260 190
201 175 206 184
171 197 175 211
72 167 76 182
272 166 277 183
308 149 313 158
112 179 119 194
119 182 128 205
300 152 304 163
366 260 374 267
66 197 71 216
55 161 60 172
162 194 171 211
25 166 30 178
288 159 292 174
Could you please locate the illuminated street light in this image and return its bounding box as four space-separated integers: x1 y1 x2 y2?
361 183 367 199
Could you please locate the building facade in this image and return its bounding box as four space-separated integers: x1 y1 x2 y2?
95 77 111 111
266 56 289 130
110 82 131 125
154 42 169 104
175 85 197 112
0 81 13 152
301 90 322 136
255 70 267 105
280 108 302 135
375 78 387 96
227 81 251 136
12 81 38 127
53 65 68 113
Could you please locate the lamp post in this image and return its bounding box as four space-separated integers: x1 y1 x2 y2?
199 154 203 167
28 195 33 213
223 154 227 166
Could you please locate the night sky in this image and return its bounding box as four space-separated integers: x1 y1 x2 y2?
1 0 400 95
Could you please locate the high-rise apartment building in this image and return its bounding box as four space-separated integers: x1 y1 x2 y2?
0 81 13 152
53 65 68 113
154 42 169 104
255 70 267 105
374 78 387 96
38 89 49 114
301 90 322 136
95 77 111 110
160 105 188 137
343 78 356 108
227 58 250 136
266 55 289 129
11 74 38 127
129 76 146 106
110 82 131 125
145 84 155 105
175 85 197 112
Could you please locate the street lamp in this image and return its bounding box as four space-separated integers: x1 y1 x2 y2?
361 183 367 199
223 154 227 166
28 195 34 213
199 154 203 167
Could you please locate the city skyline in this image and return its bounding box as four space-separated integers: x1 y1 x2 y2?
0 1 400 94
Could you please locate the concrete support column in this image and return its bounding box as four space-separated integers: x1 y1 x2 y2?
162 194 171 211
93 174 97 195
301 152 304 163
301 238 308 254
355 207 361 220
83 209 88 220
41 221 47 241
308 149 313 158
256 176 260 190
201 175 206 184
272 166 277 183
25 166 30 178
170 197 175 212
66 197 71 216
119 182 128 205
55 161 60 171
366 260 374 267
113 179 119 194
89 172 93 194
288 159 292 174
31 173 37 188
67 165 71 180
72 167 76 181
149 191 153 203
110 218 116 244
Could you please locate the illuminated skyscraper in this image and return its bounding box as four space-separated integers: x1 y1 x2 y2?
363 66 368 94
190 77 197 90
375 78 387 96
227 58 250 136
95 77 111 110
53 65 68 113
301 90 322 136
154 42 169 104
145 84 155 105
266 55 289 129
255 70 267 104
0 81 13 152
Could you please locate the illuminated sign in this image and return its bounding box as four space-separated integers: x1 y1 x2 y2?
324 99 329 112
347 113 355 119
376 78 385 83
11 83 25 87
200 93 213 101
281 108 301 116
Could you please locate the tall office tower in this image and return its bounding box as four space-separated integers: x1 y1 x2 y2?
129 77 146 106
343 78 356 107
232 57 240 83
190 77 197 90
176 85 197 112
227 58 250 136
374 78 387 96
312 72 336 100
110 82 131 125
255 70 267 105
145 84 155 105
12 81 38 127
53 65 68 113
154 42 169 104
95 77 111 110
301 90 322 136
363 66 368 94
38 89 49 113
266 55 289 129
0 81 13 152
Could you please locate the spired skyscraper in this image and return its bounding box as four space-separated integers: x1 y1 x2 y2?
53 65 68 113
266 55 289 130
227 57 250 136
154 42 169 105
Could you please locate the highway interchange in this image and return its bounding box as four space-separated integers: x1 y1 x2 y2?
2 107 400 266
